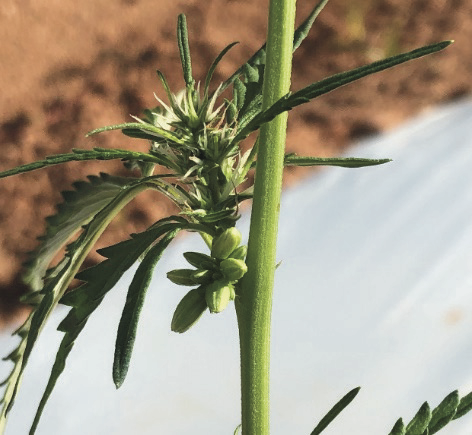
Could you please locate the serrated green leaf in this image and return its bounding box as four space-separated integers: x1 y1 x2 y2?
220 0 329 93
0 175 164 433
405 402 431 435
428 390 459 434
388 418 406 435
22 173 134 292
310 387 360 435
392 391 472 435
0 316 31 434
113 229 179 389
234 424 242 435
233 41 452 143
284 154 392 168
28 221 186 434
0 148 164 180
453 391 472 420
289 41 451 107
177 14 194 87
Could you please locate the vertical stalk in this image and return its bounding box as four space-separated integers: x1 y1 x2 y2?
235 0 297 434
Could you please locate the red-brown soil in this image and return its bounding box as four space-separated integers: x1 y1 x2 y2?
0 0 471 327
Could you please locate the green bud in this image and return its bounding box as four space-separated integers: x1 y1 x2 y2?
171 288 207 333
228 245 247 261
205 280 233 313
211 227 242 259
191 269 213 284
220 258 248 281
183 251 217 270
167 269 197 286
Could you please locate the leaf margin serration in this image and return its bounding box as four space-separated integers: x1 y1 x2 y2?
22 173 135 292
0 175 165 433
29 220 185 433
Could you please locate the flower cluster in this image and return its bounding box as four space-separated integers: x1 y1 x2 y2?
169 227 247 332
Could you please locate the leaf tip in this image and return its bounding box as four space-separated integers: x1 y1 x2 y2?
113 365 126 390
438 40 454 50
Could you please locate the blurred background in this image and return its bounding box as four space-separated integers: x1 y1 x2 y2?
0 0 471 324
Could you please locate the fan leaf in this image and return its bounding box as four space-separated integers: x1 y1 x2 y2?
0 317 31 434
388 418 406 435
0 148 163 180
29 220 186 434
113 229 180 388
0 176 160 432
22 173 134 292
390 390 472 435
233 41 452 143
428 390 459 434
405 402 431 435
284 154 391 168
454 391 472 420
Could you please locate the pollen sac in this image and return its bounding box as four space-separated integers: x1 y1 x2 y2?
183 251 217 270
228 245 247 261
220 258 248 281
167 269 198 286
171 288 208 333
211 227 242 260
205 280 233 313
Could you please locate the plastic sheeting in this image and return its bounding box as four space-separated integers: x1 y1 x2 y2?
2 99 472 434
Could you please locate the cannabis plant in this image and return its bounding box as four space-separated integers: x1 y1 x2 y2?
1 1 470 434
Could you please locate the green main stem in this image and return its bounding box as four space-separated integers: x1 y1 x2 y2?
235 0 296 434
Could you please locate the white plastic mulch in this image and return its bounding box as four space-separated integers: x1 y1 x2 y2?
1 99 472 434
